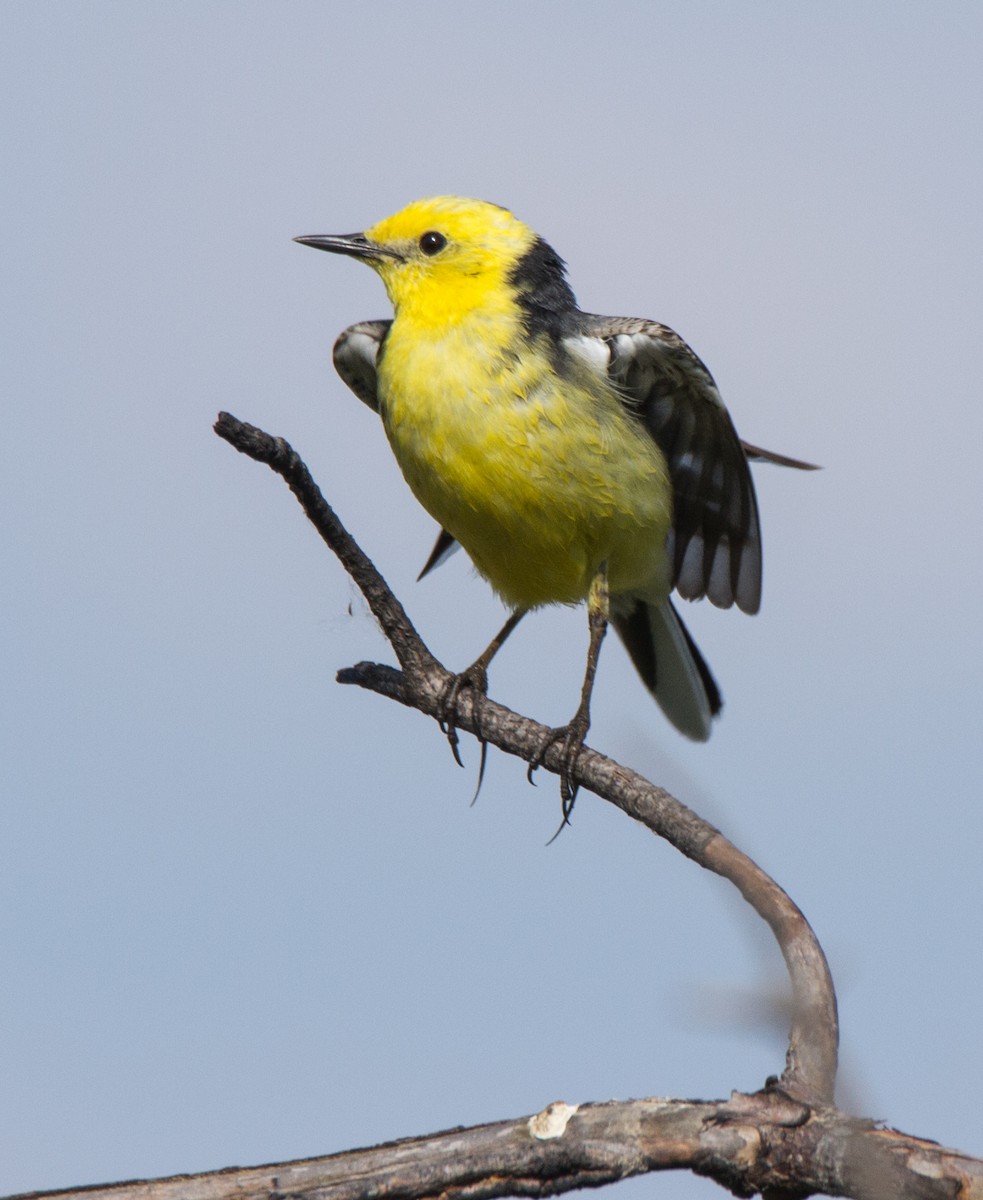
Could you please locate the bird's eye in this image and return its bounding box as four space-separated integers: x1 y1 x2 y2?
419 230 447 256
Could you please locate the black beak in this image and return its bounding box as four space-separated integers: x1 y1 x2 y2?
293 233 400 261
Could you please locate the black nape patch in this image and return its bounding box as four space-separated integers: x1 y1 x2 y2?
508 237 578 338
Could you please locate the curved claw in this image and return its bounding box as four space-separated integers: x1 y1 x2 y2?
438 716 466 769
526 714 590 830
434 609 527 798
470 741 488 806
438 663 490 784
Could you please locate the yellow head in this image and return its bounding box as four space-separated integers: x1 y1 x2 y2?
296 196 576 326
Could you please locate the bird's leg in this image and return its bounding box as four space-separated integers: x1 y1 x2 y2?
440 609 527 784
528 566 609 828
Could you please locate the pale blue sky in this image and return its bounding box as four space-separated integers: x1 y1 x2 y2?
2 4 981 1197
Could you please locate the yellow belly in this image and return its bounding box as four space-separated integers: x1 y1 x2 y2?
378 324 672 610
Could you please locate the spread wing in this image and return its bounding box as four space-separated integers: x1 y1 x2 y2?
332 319 390 411
571 314 816 614
332 316 815 607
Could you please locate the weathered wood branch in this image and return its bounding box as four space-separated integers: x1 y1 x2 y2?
13 1094 983 1200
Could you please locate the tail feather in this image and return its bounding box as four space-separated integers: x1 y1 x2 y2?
611 596 722 741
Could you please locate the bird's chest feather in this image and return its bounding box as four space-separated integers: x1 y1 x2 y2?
378 319 569 510
376 318 670 606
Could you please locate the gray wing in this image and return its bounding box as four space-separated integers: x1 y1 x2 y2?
417 527 460 580
332 319 391 411
740 440 819 470
571 314 814 614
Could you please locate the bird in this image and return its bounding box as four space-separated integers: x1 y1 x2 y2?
295 196 815 817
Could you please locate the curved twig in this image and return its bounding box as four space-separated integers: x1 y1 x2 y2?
213 412 838 1105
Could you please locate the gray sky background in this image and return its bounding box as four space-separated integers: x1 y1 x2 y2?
2 4 981 1197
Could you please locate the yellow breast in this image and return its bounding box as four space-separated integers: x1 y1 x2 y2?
377 314 672 610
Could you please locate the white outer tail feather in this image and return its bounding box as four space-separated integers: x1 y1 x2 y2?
645 599 715 741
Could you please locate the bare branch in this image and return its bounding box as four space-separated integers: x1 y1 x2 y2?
13 1096 983 1200
213 413 438 682
213 413 836 1105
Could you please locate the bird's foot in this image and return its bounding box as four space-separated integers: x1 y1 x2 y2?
527 707 591 832
438 663 490 799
